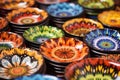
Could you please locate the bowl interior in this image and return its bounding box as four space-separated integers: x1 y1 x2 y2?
98 10 120 28
23 26 65 44
0 48 44 79
47 3 84 18
0 0 35 10
6 8 48 25
40 37 89 63
78 0 114 9
84 28 120 52
65 58 120 80
62 18 103 37
0 32 23 50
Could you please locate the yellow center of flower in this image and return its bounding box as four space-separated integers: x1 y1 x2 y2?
9 66 27 77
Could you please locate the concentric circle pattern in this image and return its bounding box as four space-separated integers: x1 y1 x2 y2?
40 37 89 63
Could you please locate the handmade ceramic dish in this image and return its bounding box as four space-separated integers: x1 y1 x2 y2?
0 17 9 31
36 0 68 4
78 0 115 15
84 28 120 54
23 25 65 44
98 10 120 28
47 2 84 18
40 37 89 63
15 74 60 80
65 58 120 80
100 54 120 63
0 48 44 79
0 0 35 10
62 18 103 37
6 7 48 25
0 32 23 50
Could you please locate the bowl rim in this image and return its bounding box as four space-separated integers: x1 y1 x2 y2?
39 37 89 64
83 28 120 53
64 57 120 80
0 17 9 30
47 2 85 19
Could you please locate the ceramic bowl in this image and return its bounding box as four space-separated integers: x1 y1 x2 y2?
6 7 48 25
98 10 120 30
65 58 120 80
40 37 89 63
15 74 60 80
47 2 84 19
36 0 69 4
78 0 115 15
0 17 9 31
62 18 104 38
84 28 120 54
23 25 64 44
0 48 44 79
0 32 23 51
0 0 35 10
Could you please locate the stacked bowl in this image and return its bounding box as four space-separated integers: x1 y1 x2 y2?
40 37 89 79
6 7 49 35
47 2 85 28
23 25 65 51
84 28 120 57
0 17 9 31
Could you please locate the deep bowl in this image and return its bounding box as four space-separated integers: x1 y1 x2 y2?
98 10 120 29
23 25 65 44
40 37 89 63
78 0 115 15
0 48 44 79
0 17 9 31
6 7 48 26
65 58 120 80
62 18 103 37
15 74 60 80
84 28 120 53
0 32 23 50
0 0 35 10
47 2 84 19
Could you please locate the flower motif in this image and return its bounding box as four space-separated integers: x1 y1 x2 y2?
0 48 43 79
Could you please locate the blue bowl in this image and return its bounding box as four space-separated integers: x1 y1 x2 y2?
47 2 84 19
84 28 120 53
15 74 60 80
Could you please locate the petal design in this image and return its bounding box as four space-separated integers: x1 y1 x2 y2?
0 67 6 72
21 56 31 66
27 67 39 75
1 59 12 68
0 73 11 79
12 55 21 66
28 61 38 69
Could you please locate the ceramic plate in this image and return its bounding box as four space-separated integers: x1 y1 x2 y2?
36 0 68 4
98 10 120 28
47 2 84 18
40 37 89 63
0 17 8 31
0 0 35 10
0 48 44 79
15 74 60 80
23 25 65 44
6 8 48 25
78 0 114 9
0 32 23 50
65 58 120 80
62 18 103 37
84 28 120 53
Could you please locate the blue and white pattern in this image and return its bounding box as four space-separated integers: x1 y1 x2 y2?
85 28 120 51
47 2 84 17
